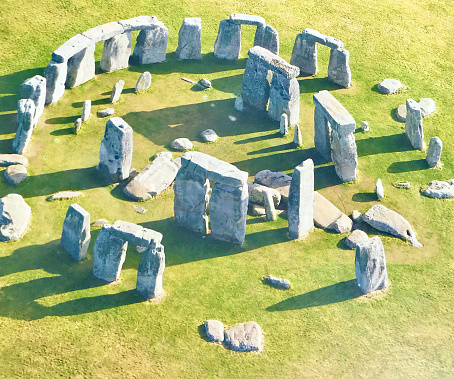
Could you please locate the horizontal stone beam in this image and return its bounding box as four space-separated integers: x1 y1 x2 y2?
229 13 266 27
313 90 355 133
111 220 163 247
118 15 160 32
301 28 344 49
247 46 300 79
81 21 124 43
52 34 93 63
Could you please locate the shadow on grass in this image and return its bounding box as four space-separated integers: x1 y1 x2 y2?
50 127 74 136
45 115 79 125
387 159 428 173
0 138 13 154
210 74 243 94
356 133 413 156
298 77 343 94
352 192 377 202
266 279 361 311
72 97 110 108
0 113 17 135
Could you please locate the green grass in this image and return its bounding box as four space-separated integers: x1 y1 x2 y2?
0 0 453 378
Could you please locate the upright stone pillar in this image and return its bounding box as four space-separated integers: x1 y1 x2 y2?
45 60 67 104
254 25 279 55
12 99 35 154
66 43 96 88
241 57 270 111
405 99 425 150
426 136 442 167
331 129 358 182
132 21 168 64
176 18 202 60
136 243 165 299
60 204 91 261
20 75 46 127
100 31 132 72
313 103 331 160
288 159 314 239
214 19 241 60
268 74 300 125
327 48 352 88
290 34 317 75
209 182 248 245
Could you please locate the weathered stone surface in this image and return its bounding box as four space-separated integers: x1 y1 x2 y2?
376 178 384 199
290 33 317 75
98 108 115 117
73 117 82 134
362 204 422 247
345 229 368 249
60 204 91 261
229 13 266 27
123 155 180 200
240 52 270 111
20 75 46 127
176 18 202 60
81 22 124 44
394 182 411 188
298 28 344 48
204 320 224 343
135 71 152 92
66 43 95 88
110 220 162 248
132 21 168 64
92 219 109 227
331 129 358 182
100 32 132 72
293 125 302 147
81 100 91 122
254 24 279 55
377 79 402 94
263 275 291 289
254 170 291 203
396 104 407 122
200 129 218 142
133 205 146 214
234 94 244 111
327 48 351 88
262 189 276 221
0 154 28 167
426 136 442 167
361 121 369 132
4 164 27 185
288 159 314 239
268 75 300 125
405 99 425 150
52 33 92 63
198 78 211 89
154 151 172 160
118 16 159 32
355 236 388 294
0 193 31 241
280 113 289 135
313 192 352 233
47 191 82 201
421 180 454 199
171 138 193 151
45 60 67 104
224 322 264 352
350 210 362 223
97 117 133 183
12 99 35 154
210 182 248 245
214 19 241 60
136 243 165 299
247 182 281 207
419 98 436 117
110 80 125 103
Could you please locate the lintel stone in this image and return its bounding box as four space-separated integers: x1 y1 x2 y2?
229 13 266 27
313 90 356 134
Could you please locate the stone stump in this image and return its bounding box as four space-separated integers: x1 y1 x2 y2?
60 204 91 261
100 31 132 72
45 60 67 104
280 113 288 135
132 22 168 64
327 48 352 88
66 43 96 88
405 99 425 150
12 99 35 154
426 136 442 167
20 75 46 127
214 19 241 60
176 18 202 60
136 243 165 299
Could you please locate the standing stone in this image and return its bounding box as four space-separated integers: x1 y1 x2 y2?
0 193 31 241
263 189 276 221
176 18 202 60
135 71 152 92
405 99 425 150
355 236 388 294
73 118 82 134
426 136 442 168
214 19 241 60
45 60 67 104
20 75 46 127
361 121 369 132
376 178 384 199
290 33 317 75
254 24 279 55
81 100 91 122
234 94 244 111
136 243 165 300
280 113 289 135
110 80 125 103
327 48 351 88
200 129 218 143
330 129 358 182
12 99 35 154
97 117 133 183
4 164 27 185
132 21 168 64
60 204 91 261
66 43 96 88
293 125 302 147
288 159 314 239
240 52 270 110
268 74 300 125
100 31 132 72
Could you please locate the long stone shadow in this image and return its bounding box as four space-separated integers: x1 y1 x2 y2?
210 73 243 94
356 133 414 157
0 67 44 107
0 113 16 135
266 279 361 311
297 76 343 94
388 159 428 173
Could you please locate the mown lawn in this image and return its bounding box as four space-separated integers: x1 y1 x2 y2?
0 0 453 378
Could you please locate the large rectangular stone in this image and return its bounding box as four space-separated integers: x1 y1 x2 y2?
313 90 355 134
229 13 266 27
82 21 124 43
52 34 93 63
118 16 159 32
248 46 300 79
110 220 163 247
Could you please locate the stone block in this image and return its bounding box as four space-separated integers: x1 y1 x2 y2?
60 204 91 261
176 17 202 60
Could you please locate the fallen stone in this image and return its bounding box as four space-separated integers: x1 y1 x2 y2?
198 78 211 89
98 108 115 117
345 229 369 249
394 182 411 188
293 125 302 147
361 121 369 132
92 219 109 227
377 78 402 94
376 178 384 199
396 104 407 122
224 322 264 352
419 98 436 117
176 18 202 60
254 170 292 203
362 204 422 247
249 204 284 217
234 95 244 111
110 80 125 103
81 100 91 122
0 154 28 167
280 114 289 135
60 204 91 261
204 320 225 343
136 243 165 300
313 192 352 233
73 117 82 134
47 191 82 201
4 164 27 185
421 180 454 199
263 275 291 289
171 138 193 151
247 182 281 207
200 129 218 142
135 71 152 92
154 152 173 160
426 136 442 168
350 210 362 223
0 193 31 241
133 205 147 214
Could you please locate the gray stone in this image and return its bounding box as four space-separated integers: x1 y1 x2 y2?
214 19 241 60
293 125 303 147
262 189 276 221
81 100 91 122
405 99 425 150
396 104 407 122
298 28 344 48
249 204 266 216
247 182 281 207
229 13 266 27
350 210 362 223
291 34 317 76
66 43 95 88
240 51 270 111
394 182 411 188
330 129 358 182
100 32 132 72
97 108 115 117
0 154 28 167
263 275 291 289
132 21 168 64
421 180 454 199
362 204 422 247
135 71 152 92
254 170 291 203
254 24 279 55
97 117 133 183
60 204 91 261
288 159 314 239
176 18 202 60
73 118 82 134
171 138 193 151
419 98 436 117
47 191 82 201
4 164 27 185
118 16 160 32
355 236 388 294
204 320 224 343
0 193 31 241
234 94 244 112
313 192 352 233
20 75 46 127
81 22 124 43
110 220 162 248
45 60 67 104
12 99 35 154
123 155 180 200
268 74 300 125
133 205 147 214
110 80 125 103
377 79 402 94
224 322 264 352
136 243 165 300
198 78 211 89
52 33 92 63
361 121 369 132
280 114 289 135
345 229 368 249
92 219 109 227
426 136 442 167
327 48 351 88
376 178 384 199
154 151 172 160
200 129 218 142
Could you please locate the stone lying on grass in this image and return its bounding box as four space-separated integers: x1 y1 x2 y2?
200 129 218 142
421 180 454 199
198 78 211 89
254 170 292 203
204 320 225 343
263 275 291 289
4 164 27 185
247 182 281 207
377 78 402 94
248 204 284 217
135 71 152 92
361 121 369 132
362 204 422 247
0 193 31 241
344 229 368 249
154 151 172 160
171 138 193 151
394 182 411 188
313 192 352 233
396 98 436 123
224 322 264 352
98 108 115 117
0 154 28 167
92 219 109 227
60 204 91 261
47 191 82 201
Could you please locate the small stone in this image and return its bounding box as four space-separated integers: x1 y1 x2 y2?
361 121 369 132
234 95 244 111
249 204 266 216
4 164 27 185
421 180 454 199
280 114 288 135
419 98 436 117
248 182 281 207
47 191 82 201
154 152 173 160
135 71 152 92
133 205 147 214
200 129 218 142
345 229 369 249
293 125 302 147
228 115 237 122
92 219 109 227
224 322 264 352
377 78 402 94
198 78 211 89
81 100 91 122
73 117 82 134
263 275 291 289
396 104 407 122
0 154 28 167
171 138 193 151
0 193 31 241
394 182 411 188
350 210 362 223
110 80 125 103
204 320 224 343
426 136 442 168
376 178 384 199
98 108 115 117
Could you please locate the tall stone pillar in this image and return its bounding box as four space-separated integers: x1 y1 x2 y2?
214 19 241 60
254 24 279 55
176 18 202 60
20 75 46 127
241 57 270 111
405 99 425 150
66 44 96 88
12 99 35 154
60 204 91 261
100 31 132 72
331 129 358 182
313 103 332 161
132 22 168 64
268 74 300 125
45 60 67 104
327 48 352 88
136 243 165 300
290 34 317 75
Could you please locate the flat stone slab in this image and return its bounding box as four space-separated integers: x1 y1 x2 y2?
394 182 411 188
301 28 344 48
0 193 31 241
313 192 352 233
200 129 218 142
224 322 264 352
263 275 291 289
419 98 436 117
111 220 163 247
396 104 407 122
248 182 281 207
98 108 115 118
171 138 193 151
92 219 109 227
4 164 27 185
421 180 454 199
81 22 124 43
248 46 300 79
229 13 266 27
254 170 291 203
118 16 159 32
204 320 224 343
0 154 28 167
52 34 93 63
377 78 402 94
313 90 356 133
47 191 82 201
345 229 369 249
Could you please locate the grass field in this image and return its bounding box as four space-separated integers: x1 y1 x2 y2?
0 0 453 378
